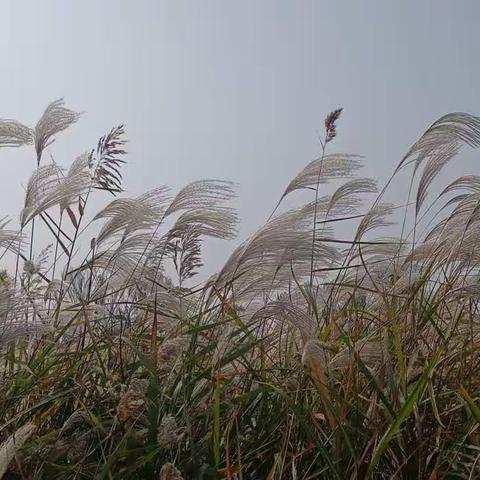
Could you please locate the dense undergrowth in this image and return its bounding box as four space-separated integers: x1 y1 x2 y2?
1 100 480 479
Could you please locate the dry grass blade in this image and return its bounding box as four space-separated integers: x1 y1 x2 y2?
0 422 36 478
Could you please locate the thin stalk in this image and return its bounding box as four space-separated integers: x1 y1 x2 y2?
309 137 327 289
47 210 64 314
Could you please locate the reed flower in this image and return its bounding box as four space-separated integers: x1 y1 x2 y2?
117 378 148 422
159 463 183 480
157 414 183 448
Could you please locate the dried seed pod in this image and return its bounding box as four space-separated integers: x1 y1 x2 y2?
117 378 148 422
157 415 183 448
159 463 184 480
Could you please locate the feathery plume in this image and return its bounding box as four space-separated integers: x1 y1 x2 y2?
159 463 184 480
34 99 81 164
20 164 62 226
94 187 170 244
416 143 460 214
0 218 22 254
253 299 317 340
324 108 343 144
169 207 238 241
355 203 395 241
330 337 384 370
166 180 236 215
282 154 363 200
117 378 148 422
20 155 91 227
92 125 127 194
0 119 33 148
157 414 183 448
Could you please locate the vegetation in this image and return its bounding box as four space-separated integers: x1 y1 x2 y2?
1 100 480 479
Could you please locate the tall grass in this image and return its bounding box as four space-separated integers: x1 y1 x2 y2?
1 100 480 479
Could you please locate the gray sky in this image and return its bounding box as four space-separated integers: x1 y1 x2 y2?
1 1 479 273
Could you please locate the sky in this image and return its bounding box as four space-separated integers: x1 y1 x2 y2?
1 1 479 274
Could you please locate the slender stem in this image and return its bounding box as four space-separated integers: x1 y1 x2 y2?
50 212 63 279
309 139 327 289
14 227 23 288
47 210 63 314
28 219 35 263
151 287 158 365
54 192 91 320
25 154 45 290
266 197 283 223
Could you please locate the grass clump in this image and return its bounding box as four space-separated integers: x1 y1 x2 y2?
1 100 480 478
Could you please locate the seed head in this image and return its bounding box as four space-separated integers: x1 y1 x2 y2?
159 463 184 480
157 414 183 448
324 108 343 143
117 378 148 422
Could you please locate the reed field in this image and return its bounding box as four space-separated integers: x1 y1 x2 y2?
1 100 480 479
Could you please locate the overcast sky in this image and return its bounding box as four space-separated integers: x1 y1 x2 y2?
1 1 479 273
